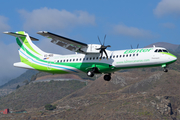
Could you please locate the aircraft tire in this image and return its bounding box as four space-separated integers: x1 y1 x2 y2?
104 75 111 81
87 71 94 77
163 68 168 72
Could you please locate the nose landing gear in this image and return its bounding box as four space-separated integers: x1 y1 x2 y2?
162 64 168 72
163 67 168 72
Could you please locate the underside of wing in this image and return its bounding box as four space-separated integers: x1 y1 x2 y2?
37 31 88 53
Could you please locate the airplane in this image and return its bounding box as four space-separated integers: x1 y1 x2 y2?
4 31 177 81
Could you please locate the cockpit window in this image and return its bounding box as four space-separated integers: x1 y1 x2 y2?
154 49 168 53
158 49 162 52
162 49 168 53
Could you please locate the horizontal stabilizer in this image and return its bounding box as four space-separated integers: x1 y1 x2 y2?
13 62 34 70
4 32 39 41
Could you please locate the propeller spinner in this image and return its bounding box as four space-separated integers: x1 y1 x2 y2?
96 35 111 60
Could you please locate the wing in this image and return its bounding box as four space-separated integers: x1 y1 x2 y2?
37 31 88 53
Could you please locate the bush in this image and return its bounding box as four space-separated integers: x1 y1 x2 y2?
45 104 56 110
16 85 20 89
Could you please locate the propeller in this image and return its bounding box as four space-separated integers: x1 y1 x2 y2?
131 44 139 49
96 35 111 60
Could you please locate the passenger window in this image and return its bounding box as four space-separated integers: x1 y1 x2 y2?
126 54 128 57
113 56 115 58
90 57 92 60
67 59 68 62
57 60 59 63
63 60 65 62
116 55 118 58
70 59 71 62
158 49 162 52
123 55 125 57
120 55 121 58
73 59 75 61
76 59 78 61
133 54 135 56
79 58 81 61
60 60 62 62
136 54 138 56
83 58 85 61
86 58 88 60
103 56 105 59
93 57 95 60
96 57 99 59
130 54 131 57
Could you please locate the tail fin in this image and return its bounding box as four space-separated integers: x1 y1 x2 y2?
4 31 46 62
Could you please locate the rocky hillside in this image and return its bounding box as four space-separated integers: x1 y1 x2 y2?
0 80 86 111
0 70 38 97
0 70 38 89
0 70 97 97
145 42 179 51
28 70 180 120
0 68 180 120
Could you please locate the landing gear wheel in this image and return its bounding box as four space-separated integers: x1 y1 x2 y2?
104 75 111 81
87 71 94 77
163 68 168 72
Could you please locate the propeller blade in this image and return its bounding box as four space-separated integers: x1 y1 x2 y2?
137 44 139 48
96 35 110 60
96 47 101 50
103 49 108 60
97 36 102 45
99 50 103 60
106 45 111 48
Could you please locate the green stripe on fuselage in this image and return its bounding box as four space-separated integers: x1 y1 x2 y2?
17 31 41 56
20 55 69 74
160 52 177 58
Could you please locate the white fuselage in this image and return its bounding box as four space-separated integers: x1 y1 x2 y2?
47 47 176 71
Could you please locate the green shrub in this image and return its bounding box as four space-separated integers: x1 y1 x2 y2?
45 104 56 110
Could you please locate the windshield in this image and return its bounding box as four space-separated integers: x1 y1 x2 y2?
154 49 169 53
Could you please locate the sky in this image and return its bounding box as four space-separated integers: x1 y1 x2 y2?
0 0 180 85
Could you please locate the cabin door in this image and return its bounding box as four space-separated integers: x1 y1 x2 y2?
47 61 51 70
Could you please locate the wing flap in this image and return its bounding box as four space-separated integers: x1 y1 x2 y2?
37 31 88 53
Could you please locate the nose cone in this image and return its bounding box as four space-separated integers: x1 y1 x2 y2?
170 53 177 62
173 55 177 61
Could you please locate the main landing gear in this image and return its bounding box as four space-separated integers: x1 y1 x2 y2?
87 71 94 77
104 73 111 81
87 70 111 81
163 67 168 72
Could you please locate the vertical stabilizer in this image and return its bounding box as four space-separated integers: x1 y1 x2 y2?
4 31 46 63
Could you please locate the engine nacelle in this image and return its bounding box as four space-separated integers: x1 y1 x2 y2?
81 44 101 53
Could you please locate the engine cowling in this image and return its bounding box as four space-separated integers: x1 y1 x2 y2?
81 44 101 53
